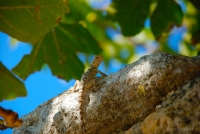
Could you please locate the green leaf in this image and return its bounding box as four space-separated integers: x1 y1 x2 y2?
160 43 177 54
12 23 101 81
190 11 200 45
151 0 183 37
0 0 69 43
189 0 200 11
0 62 27 101
108 0 151 36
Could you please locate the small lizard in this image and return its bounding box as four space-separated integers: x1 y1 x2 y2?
75 55 106 133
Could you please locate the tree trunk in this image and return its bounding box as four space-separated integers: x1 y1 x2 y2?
13 52 200 134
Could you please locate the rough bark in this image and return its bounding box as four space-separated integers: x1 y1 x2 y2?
124 76 200 134
13 52 200 134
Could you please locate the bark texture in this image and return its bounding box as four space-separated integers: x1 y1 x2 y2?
124 76 200 134
13 52 200 134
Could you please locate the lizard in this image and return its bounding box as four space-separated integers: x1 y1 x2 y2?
74 55 107 133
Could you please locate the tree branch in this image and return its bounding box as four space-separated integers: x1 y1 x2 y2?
13 52 200 134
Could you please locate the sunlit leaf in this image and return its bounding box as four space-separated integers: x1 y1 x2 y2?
12 23 101 81
0 0 69 43
0 62 27 101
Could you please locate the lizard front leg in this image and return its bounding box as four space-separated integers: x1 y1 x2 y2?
97 70 107 77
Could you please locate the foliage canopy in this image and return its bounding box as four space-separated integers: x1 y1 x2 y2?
0 0 200 100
